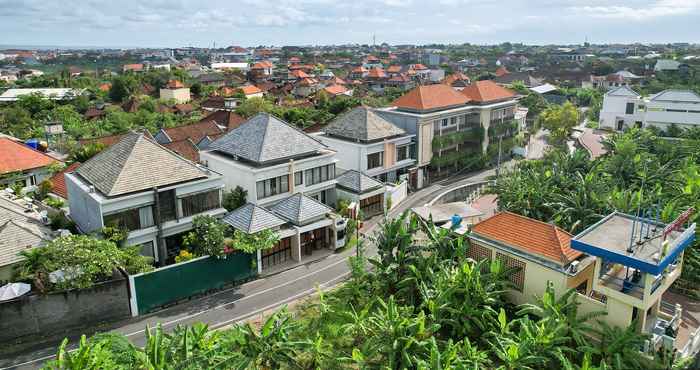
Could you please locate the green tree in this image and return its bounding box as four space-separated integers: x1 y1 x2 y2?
182 215 227 258
109 75 139 102
222 186 248 211
538 101 579 145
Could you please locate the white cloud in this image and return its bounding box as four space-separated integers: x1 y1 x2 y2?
571 0 700 20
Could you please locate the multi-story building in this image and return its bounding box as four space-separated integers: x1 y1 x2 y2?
376 81 520 188
315 106 416 183
65 132 226 265
599 86 700 131
159 80 191 104
200 113 338 208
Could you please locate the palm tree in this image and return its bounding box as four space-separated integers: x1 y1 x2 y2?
46 336 115 370
592 320 650 369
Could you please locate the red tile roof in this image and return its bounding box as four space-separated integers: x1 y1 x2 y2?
495 66 509 77
0 138 58 174
48 162 81 199
460 80 516 103
240 85 263 95
298 77 318 86
200 110 246 131
412 63 428 70
351 66 367 73
79 131 154 148
387 65 402 73
442 72 470 86
162 120 224 143
323 84 349 96
290 69 310 79
251 60 273 69
330 76 347 85
392 84 469 111
166 79 185 89
163 139 200 162
123 63 144 72
366 67 387 79
471 212 582 265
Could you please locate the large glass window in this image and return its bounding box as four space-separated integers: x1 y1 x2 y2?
181 190 221 217
397 145 409 162
626 102 635 115
256 175 290 199
304 164 336 186
294 171 303 186
158 190 177 222
367 152 384 169
104 206 153 231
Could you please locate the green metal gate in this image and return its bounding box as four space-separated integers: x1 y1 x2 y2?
128 252 256 315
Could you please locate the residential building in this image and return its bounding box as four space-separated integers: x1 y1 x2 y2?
159 80 191 104
322 84 352 97
122 63 144 73
0 197 53 282
316 106 416 183
201 113 338 208
376 82 519 188
47 162 81 200
654 59 681 72
335 170 386 218
0 137 58 188
222 196 345 272
599 86 700 131
65 132 226 265
239 85 264 99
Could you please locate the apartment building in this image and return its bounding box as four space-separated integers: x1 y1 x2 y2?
65 132 226 265
599 86 700 131
376 81 519 188
200 113 338 208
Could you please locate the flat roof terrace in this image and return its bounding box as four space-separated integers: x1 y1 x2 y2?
572 212 696 275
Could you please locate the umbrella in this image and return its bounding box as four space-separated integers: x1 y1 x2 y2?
0 282 31 301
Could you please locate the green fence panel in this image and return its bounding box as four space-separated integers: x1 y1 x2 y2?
131 252 256 315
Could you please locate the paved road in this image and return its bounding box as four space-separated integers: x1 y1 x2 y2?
0 165 504 369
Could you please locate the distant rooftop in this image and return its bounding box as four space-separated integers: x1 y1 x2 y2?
0 88 85 102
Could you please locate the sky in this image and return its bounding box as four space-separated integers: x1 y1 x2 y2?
1 0 699 48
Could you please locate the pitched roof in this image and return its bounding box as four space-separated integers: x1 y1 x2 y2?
495 66 509 77
200 110 246 131
649 90 700 103
493 71 542 87
325 106 405 142
48 162 81 199
298 77 318 86
412 63 428 70
240 85 263 95
471 212 582 266
163 139 201 162
323 84 349 96
606 85 640 97
442 72 470 86
460 80 516 103
0 137 57 175
268 193 333 225
251 60 273 69
336 170 384 194
0 198 52 267
166 80 185 89
75 131 208 197
392 84 470 112
366 67 387 79
209 113 328 164
387 65 402 73
222 203 286 233
290 69 310 79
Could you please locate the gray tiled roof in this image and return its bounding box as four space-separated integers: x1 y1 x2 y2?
336 170 384 194
0 198 52 268
75 131 209 197
222 203 286 234
268 193 333 225
209 113 327 164
649 90 700 103
324 106 405 142
607 86 639 97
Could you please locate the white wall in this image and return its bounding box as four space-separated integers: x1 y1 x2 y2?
65 173 104 233
599 94 643 130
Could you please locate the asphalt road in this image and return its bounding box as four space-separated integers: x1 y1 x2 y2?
0 165 503 369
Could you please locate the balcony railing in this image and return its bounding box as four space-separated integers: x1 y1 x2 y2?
599 272 644 300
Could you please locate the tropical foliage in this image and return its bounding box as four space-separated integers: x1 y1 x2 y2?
44 213 688 369
491 128 700 293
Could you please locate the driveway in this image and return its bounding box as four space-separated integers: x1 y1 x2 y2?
0 166 502 369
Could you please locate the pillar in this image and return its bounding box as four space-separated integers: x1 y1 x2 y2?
292 232 301 262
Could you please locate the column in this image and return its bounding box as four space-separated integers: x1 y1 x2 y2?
291 231 301 262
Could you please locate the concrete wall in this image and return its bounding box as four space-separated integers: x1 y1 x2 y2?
65 173 103 233
159 88 191 104
0 274 130 345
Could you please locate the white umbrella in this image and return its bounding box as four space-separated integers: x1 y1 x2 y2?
0 282 31 301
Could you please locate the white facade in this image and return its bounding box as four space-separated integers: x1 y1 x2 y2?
200 150 338 207
65 173 226 263
599 87 700 131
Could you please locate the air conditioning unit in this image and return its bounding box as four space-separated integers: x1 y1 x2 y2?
570 260 580 273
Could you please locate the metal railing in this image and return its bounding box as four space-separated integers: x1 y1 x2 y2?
599 273 645 299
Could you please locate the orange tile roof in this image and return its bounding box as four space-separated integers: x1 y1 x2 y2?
252 60 273 69
240 85 263 95
392 84 469 111
323 84 349 96
200 110 246 131
495 66 509 77
163 139 200 162
412 63 428 70
387 65 402 73
366 67 387 79
330 76 347 85
471 212 582 265
166 79 185 89
123 63 144 71
460 80 515 103
352 66 366 73
290 69 310 79
0 138 58 174
298 77 318 86
442 72 470 86
48 162 81 199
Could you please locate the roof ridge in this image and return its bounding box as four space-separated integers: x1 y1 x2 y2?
501 211 571 235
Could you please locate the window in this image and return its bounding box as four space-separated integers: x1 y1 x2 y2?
397 145 409 162
103 206 153 232
29 175 37 186
360 193 384 217
625 102 635 115
441 118 449 127
450 116 457 125
367 152 384 169
158 190 177 222
304 164 336 186
294 171 303 186
256 175 290 199
181 189 221 217
496 252 526 292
